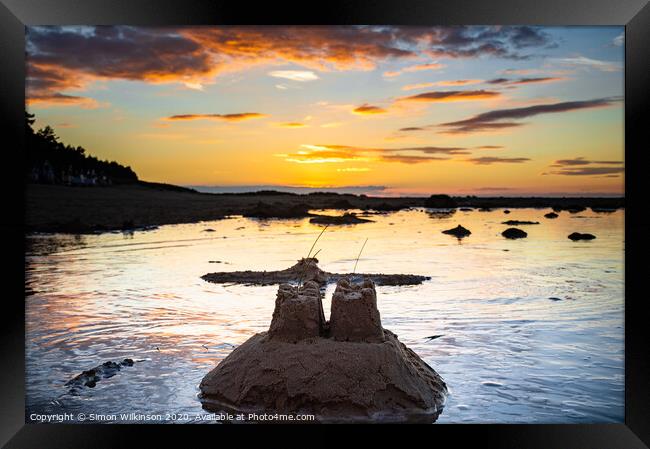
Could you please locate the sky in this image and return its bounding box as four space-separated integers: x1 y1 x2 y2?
26 26 625 196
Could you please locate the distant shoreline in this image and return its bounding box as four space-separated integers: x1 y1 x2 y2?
187 184 624 198
26 182 624 235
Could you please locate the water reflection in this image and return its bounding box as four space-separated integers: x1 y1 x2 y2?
25 208 624 423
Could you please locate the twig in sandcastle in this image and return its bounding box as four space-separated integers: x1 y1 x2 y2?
352 238 368 279
306 225 329 259
298 225 329 287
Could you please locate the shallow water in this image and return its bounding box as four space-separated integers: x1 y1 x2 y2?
25 207 624 423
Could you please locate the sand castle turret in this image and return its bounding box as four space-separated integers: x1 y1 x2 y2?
268 281 325 342
199 269 447 423
330 278 384 343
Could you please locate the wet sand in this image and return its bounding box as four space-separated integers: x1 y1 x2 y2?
26 183 624 234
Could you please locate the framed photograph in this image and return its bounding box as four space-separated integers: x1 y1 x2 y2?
2 0 648 446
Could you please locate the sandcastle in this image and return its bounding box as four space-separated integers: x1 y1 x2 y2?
199 276 448 423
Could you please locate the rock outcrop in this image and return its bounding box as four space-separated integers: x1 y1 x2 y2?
424 194 457 208
65 359 135 392
544 212 559 219
502 228 527 239
199 278 447 423
442 225 471 238
568 232 596 241
309 213 372 225
501 220 539 225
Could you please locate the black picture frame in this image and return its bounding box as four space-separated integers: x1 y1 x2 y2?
2 0 648 447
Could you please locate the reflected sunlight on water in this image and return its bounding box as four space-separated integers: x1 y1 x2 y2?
25 208 624 423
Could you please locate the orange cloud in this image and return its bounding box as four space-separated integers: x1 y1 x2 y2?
380 154 447 164
165 113 266 122
436 79 483 86
280 143 471 164
337 167 371 172
404 62 445 72
383 62 445 78
401 82 436 91
352 104 388 115
276 122 307 128
466 157 531 165
26 26 557 106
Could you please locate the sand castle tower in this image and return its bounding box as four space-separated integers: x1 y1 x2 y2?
199 276 447 423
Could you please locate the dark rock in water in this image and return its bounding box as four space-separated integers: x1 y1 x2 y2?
425 335 444 341
65 359 137 392
549 297 562 301
442 225 471 238
203 228 216 232
502 228 527 239
544 212 559 219
591 207 617 213
501 220 539 225
568 232 596 241
427 209 456 219
503 210 511 214
424 194 457 209
553 205 586 214
202 258 430 287
567 207 586 214
199 279 447 423
328 199 355 209
244 201 312 219
309 213 372 225
370 202 405 212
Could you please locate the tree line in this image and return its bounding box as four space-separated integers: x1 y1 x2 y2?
25 112 138 185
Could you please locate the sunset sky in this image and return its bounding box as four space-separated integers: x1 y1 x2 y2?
26 26 624 196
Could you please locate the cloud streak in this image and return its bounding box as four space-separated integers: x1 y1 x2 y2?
400 90 501 103
552 56 621 72
545 157 624 176
383 62 445 77
268 70 319 81
280 144 473 164
467 157 531 165
547 167 624 176
166 113 266 122
439 97 619 134
352 104 388 115
550 157 623 167
486 76 565 85
276 122 307 128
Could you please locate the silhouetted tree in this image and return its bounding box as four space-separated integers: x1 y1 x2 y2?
25 111 138 184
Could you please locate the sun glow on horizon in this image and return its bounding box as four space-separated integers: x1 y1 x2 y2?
26 25 624 196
